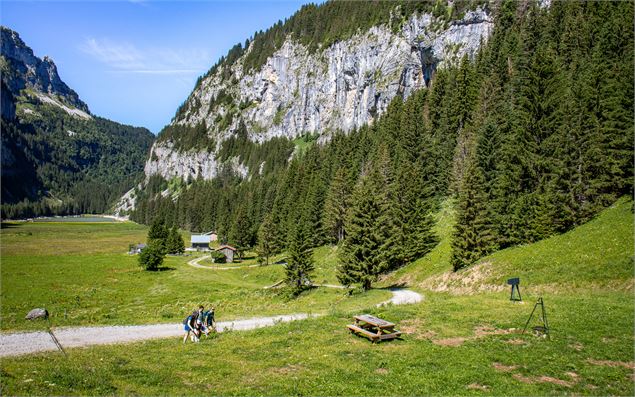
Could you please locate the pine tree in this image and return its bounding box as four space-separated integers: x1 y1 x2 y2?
285 217 315 296
256 214 275 266
450 153 494 271
138 240 164 271
166 226 185 255
322 167 352 244
382 160 437 269
338 162 389 290
147 217 169 254
229 203 253 260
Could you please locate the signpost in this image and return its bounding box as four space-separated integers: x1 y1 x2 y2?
507 277 521 301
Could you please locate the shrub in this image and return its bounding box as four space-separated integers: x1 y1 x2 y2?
138 241 164 271
210 251 226 264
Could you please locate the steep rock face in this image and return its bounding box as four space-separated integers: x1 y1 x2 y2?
0 26 89 113
145 143 220 181
145 8 492 182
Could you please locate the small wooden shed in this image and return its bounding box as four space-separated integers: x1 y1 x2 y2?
217 245 237 263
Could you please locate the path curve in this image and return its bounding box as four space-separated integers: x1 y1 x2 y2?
0 314 312 358
187 255 263 270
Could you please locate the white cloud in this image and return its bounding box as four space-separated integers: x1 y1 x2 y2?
79 37 210 75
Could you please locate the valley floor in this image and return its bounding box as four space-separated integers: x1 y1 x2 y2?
0 199 633 395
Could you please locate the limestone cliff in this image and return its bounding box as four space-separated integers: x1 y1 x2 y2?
144 7 492 182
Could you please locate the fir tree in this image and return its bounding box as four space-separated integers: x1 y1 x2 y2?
450 153 494 272
285 217 315 296
166 226 185 255
256 214 275 266
147 218 169 254
322 167 352 244
338 163 390 290
382 160 437 269
138 240 164 271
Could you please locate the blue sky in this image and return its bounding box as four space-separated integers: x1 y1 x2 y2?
1 1 308 132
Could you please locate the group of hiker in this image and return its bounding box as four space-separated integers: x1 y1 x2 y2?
183 305 216 343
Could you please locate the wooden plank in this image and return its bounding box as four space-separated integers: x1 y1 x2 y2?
379 330 401 340
354 314 395 329
347 324 379 341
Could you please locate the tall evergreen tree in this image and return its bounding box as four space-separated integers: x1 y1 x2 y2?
147 217 169 254
382 160 437 269
322 167 352 244
451 151 494 271
338 162 390 290
285 216 315 295
256 214 275 266
166 226 185 255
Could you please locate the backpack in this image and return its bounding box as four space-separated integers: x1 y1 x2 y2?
204 310 214 326
183 315 191 325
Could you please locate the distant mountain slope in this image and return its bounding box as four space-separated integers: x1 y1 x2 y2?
0 27 88 116
0 26 154 218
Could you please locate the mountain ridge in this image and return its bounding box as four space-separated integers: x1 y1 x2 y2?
0 26 89 115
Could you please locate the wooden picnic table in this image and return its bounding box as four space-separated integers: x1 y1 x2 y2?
347 314 401 343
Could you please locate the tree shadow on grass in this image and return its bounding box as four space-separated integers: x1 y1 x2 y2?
378 282 409 289
155 266 176 272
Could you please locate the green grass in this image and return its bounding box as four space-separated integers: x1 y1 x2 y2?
0 222 389 332
1 199 633 396
1 291 632 396
479 197 634 288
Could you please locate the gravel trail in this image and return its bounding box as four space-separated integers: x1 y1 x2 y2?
0 314 312 358
378 288 423 306
187 255 267 270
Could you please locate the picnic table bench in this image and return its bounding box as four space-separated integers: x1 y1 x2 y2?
347 314 401 343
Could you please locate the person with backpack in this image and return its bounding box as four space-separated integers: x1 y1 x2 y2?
201 306 216 337
182 306 203 343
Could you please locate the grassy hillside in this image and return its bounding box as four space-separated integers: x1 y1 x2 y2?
411 198 634 295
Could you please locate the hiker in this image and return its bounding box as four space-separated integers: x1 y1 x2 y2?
195 305 204 336
202 306 216 336
182 307 202 343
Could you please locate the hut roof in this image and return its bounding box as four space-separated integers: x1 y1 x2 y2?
217 245 237 251
191 235 211 244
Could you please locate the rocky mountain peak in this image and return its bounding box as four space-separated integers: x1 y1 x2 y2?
0 26 90 113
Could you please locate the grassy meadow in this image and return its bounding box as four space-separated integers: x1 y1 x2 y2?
1 198 633 396
0 221 389 332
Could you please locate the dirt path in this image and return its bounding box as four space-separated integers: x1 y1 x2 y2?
187 255 275 270
187 255 258 270
0 314 312 358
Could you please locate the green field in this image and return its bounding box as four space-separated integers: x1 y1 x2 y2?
0 221 389 332
1 199 633 396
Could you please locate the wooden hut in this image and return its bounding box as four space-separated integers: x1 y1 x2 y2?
217 245 237 263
